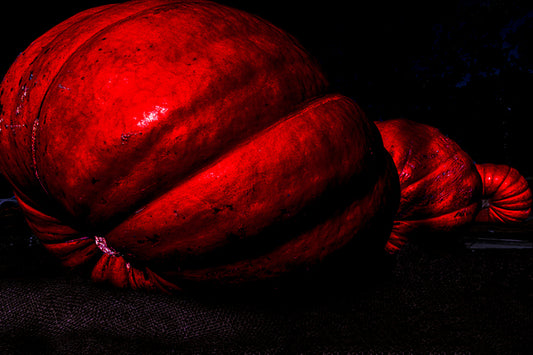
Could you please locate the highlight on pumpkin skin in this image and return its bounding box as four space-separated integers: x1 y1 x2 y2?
475 163 532 223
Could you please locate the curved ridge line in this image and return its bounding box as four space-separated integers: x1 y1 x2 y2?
489 165 512 198
31 1 184 198
401 135 461 189
75 5 327 233
399 201 478 222
491 184 531 203
105 95 364 268
27 3 121 196
30 1 328 248
106 94 350 238
401 151 469 199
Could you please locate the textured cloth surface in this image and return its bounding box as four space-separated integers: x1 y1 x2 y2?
1 202 532 353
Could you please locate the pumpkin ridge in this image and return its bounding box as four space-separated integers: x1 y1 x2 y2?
98 62 325 224
150 164 379 272
491 185 530 203
400 136 460 188
163 153 398 285
399 201 479 222
32 0 328 228
28 95 348 261
0 3 119 208
72 71 325 234
217 94 352 150
488 205 511 222
73 95 325 236
378 119 462 188
489 164 512 198
490 203 528 212
146 100 379 271
397 154 475 219
29 1 186 201
496 168 528 200
102 95 377 264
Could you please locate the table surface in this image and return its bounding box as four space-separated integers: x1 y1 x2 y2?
0 199 531 354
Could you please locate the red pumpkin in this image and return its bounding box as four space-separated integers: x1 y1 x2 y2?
0 0 399 291
374 119 482 253
475 163 532 223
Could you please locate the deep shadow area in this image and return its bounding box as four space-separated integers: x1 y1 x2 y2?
1 200 532 353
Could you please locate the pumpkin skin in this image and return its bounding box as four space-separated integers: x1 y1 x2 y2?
374 119 483 253
475 163 532 223
0 0 400 291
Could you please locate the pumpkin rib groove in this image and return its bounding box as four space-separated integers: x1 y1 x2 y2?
30 95 360 276
397 138 459 189
489 164 512 197
397 150 460 196
97 94 389 288
148 144 380 271
103 94 377 263
148 181 368 272
29 1 184 202
71 74 326 235
0 3 118 208
395 153 475 220
33 0 328 229
398 201 479 222
28 6 114 190
487 205 509 223
490 203 527 213
491 190 531 205
496 172 528 201
163 155 398 285
110 72 325 215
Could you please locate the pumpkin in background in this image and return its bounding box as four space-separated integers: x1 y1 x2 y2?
475 164 532 223
375 119 482 253
0 0 400 291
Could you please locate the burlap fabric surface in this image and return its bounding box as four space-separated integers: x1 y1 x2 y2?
0 199 532 354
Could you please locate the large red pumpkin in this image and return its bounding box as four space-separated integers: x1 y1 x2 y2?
0 0 399 291
375 119 483 253
475 163 532 223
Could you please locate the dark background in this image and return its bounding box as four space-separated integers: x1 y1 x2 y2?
1 1 532 353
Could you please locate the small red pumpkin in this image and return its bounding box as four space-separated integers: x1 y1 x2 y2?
475 163 532 223
0 0 399 291
375 119 483 253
